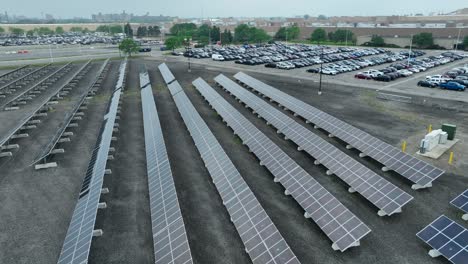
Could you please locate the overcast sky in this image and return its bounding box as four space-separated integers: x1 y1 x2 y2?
2 0 467 18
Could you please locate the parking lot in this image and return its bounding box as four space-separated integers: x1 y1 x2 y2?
0 56 466 263
162 45 468 103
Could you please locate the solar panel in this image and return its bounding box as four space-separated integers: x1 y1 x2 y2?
451 190 468 221
193 77 371 252
158 63 176 84
233 72 445 190
167 80 300 264
416 215 468 264
57 59 127 264
215 74 413 217
140 70 193 264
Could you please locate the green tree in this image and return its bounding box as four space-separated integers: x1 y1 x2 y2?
412 33 434 48
55 26 64 34
164 36 183 50
70 27 83 32
96 25 123 34
82 28 90 34
96 25 110 32
212 26 221 42
274 25 300 41
287 25 300 40
329 29 354 43
170 23 197 37
234 24 271 43
109 25 123 34
118 38 139 56
26 30 35 36
463 36 468 50
311 28 327 43
136 26 148 37
147 26 161 37
9 27 25 36
37 27 54 35
369 35 385 46
0 27 4 34
124 23 133 37
274 27 287 40
234 24 250 43
221 29 233 44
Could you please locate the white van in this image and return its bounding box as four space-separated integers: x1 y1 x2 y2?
212 54 225 61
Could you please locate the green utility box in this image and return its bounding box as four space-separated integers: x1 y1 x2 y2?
441 124 457 140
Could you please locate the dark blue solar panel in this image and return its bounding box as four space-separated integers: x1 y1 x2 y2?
417 215 468 264
451 190 468 214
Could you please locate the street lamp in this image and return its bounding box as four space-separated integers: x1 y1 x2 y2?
318 40 323 95
407 34 413 67
184 37 192 72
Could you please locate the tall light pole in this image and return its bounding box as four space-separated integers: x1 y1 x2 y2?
185 37 191 72
407 34 413 67
454 28 461 51
318 40 323 95
345 29 348 46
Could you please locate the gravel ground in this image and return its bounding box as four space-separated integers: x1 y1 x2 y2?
0 60 120 264
0 57 466 264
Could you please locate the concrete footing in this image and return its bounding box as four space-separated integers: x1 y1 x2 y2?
92 229 103 237
411 182 432 190
35 162 58 170
11 133 28 139
0 152 13 158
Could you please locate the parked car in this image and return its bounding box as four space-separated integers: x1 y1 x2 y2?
307 68 320 73
439 82 466 91
417 80 437 88
139 47 151 52
354 73 373 79
212 54 225 61
374 75 392 82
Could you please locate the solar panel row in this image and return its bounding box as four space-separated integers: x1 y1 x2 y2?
158 63 176 84
233 72 444 190
165 77 300 264
140 70 193 264
57 59 127 264
416 215 468 264
192 77 371 252
451 190 468 221
214 74 413 217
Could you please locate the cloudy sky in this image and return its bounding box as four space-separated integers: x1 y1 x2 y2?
2 0 467 18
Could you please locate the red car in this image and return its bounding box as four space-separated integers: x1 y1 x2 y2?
17 50 29 54
354 73 372 79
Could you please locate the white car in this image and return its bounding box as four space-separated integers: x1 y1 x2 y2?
361 70 383 78
276 62 295 70
212 54 225 61
398 70 413 77
321 68 338 75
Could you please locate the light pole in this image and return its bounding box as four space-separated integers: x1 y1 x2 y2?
407 34 413 67
455 28 461 51
318 41 323 95
185 37 191 72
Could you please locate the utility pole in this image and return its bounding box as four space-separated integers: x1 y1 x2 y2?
345 30 349 46
318 41 323 95
454 28 461 51
407 34 413 67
